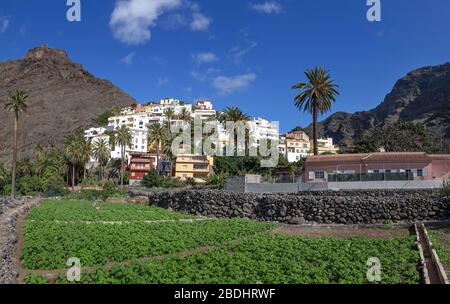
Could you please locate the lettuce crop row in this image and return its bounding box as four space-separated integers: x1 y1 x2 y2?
22 218 275 270
26 200 194 222
56 234 420 284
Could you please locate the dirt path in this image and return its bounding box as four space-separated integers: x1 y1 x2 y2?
273 225 411 239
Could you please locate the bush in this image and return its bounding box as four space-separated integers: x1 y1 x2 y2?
206 173 228 188
442 179 450 197
185 177 197 187
2 184 12 196
143 172 184 189
18 176 43 195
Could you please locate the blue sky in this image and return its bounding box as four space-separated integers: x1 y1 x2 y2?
0 0 449 132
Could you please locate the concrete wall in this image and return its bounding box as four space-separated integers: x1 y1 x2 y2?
225 175 443 193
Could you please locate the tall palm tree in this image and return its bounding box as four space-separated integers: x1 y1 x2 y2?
163 108 176 133
92 138 110 181
178 108 192 124
3 90 28 198
292 67 339 155
109 125 132 186
219 107 251 156
65 135 82 191
147 123 167 175
80 138 92 180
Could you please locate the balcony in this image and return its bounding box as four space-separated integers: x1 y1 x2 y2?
327 172 415 182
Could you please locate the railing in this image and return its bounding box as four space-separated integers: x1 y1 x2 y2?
262 174 301 184
327 172 415 182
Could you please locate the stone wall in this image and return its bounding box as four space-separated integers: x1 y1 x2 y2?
145 189 450 225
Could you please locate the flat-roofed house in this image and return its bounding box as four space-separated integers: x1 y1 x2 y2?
304 152 450 183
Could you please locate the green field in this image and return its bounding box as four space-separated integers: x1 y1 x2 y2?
23 200 421 284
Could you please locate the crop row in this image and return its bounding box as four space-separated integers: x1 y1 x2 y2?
26 200 194 222
53 234 420 284
22 218 275 270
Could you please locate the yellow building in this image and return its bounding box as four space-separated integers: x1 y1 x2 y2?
311 138 340 155
173 154 214 183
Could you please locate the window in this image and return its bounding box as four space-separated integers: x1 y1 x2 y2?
315 172 325 179
417 169 424 177
385 170 391 173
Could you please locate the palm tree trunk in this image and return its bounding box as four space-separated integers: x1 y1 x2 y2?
120 145 126 186
72 164 75 191
11 113 18 198
313 107 318 156
156 141 161 176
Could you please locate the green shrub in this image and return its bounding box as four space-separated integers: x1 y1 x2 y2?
143 172 184 189
18 176 43 195
185 177 197 187
143 171 162 188
2 184 12 196
206 173 228 188
442 179 450 197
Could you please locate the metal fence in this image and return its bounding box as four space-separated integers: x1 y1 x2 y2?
327 172 415 182
262 174 301 184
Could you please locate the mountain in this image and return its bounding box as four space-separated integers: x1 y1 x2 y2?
304 62 450 147
0 45 135 162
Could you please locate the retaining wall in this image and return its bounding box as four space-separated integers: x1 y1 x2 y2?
143 189 450 225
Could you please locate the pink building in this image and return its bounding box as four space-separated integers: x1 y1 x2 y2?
304 152 450 183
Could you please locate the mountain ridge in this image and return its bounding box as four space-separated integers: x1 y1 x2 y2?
0 45 136 162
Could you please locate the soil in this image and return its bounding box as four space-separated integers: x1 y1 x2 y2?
273 225 411 239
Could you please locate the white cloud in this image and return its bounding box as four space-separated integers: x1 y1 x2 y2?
190 12 211 31
157 77 169 86
192 52 218 64
119 52 136 66
250 2 282 14
212 73 257 95
110 0 182 45
0 17 9 33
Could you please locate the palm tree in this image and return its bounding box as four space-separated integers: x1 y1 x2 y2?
64 135 82 191
219 107 251 156
147 123 167 175
92 138 110 181
163 108 176 133
292 67 339 155
109 125 132 186
3 90 28 198
80 138 92 180
178 108 192 124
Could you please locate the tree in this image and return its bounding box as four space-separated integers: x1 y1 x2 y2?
219 107 251 156
349 121 437 153
3 90 28 197
292 67 339 155
109 125 132 186
163 108 176 133
80 138 92 180
178 108 192 123
92 138 111 181
147 123 168 176
64 135 82 191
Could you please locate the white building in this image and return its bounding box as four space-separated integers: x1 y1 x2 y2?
248 118 279 149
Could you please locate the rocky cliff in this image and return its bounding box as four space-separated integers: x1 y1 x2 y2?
0 45 136 162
